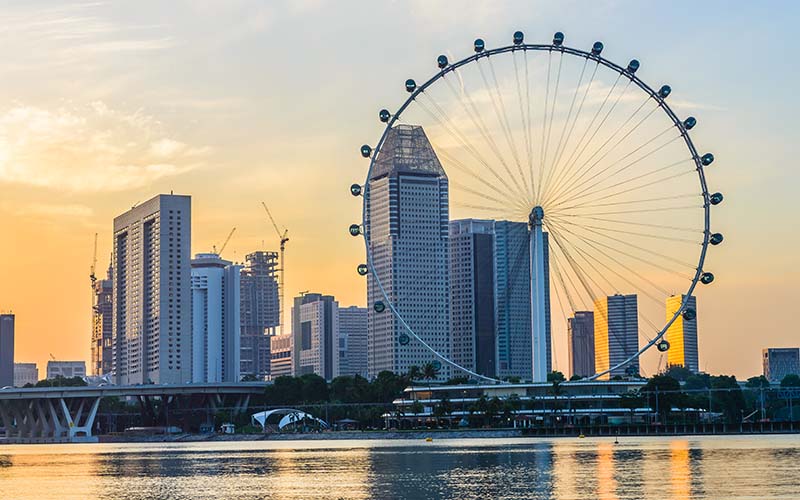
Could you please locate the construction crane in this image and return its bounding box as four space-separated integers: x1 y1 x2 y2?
89 233 98 287
214 227 237 256
262 202 289 335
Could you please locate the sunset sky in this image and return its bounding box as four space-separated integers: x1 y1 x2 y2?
0 1 797 379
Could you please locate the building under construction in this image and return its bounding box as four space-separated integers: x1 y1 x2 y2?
90 264 113 376
239 251 280 380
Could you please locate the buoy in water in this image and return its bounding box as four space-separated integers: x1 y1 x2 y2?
578 434 585 439
425 437 433 442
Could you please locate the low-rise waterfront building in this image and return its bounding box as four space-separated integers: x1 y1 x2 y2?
46 360 86 380
13 362 38 387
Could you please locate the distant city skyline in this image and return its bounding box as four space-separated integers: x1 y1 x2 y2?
0 2 797 378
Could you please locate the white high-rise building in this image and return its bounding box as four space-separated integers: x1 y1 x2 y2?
191 253 241 383
14 362 38 387
594 294 639 379
112 194 192 385
338 306 368 378
293 293 338 380
367 125 451 380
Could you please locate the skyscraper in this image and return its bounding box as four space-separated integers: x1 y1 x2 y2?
763 348 800 383
191 253 241 383
112 194 192 385
449 219 496 377
0 314 14 387
292 293 338 380
665 295 699 372
90 264 113 375
367 124 451 380
568 311 595 379
594 294 639 380
494 222 551 381
338 306 368 378
239 251 280 380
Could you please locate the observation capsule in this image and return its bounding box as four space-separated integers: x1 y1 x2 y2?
658 85 672 98
437 54 448 69
474 38 485 53
709 192 724 205
350 183 362 196
682 307 697 321
626 59 640 74
513 31 524 45
591 41 604 55
373 301 386 313
357 263 368 276
360 144 372 158
700 272 715 285
379 109 391 123
432 360 442 371
684 116 697 130
657 340 670 352
398 333 410 346
701 153 715 166
349 224 361 237
553 32 564 46
405 79 416 93
710 232 724 245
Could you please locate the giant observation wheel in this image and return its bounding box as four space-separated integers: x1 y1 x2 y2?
350 31 723 383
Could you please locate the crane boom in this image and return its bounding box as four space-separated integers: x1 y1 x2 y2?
218 227 236 255
261 202 289 335
89 233 98 286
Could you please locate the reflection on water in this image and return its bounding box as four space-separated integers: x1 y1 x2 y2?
0 436 798 499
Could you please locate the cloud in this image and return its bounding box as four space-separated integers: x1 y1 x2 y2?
0 102 207 192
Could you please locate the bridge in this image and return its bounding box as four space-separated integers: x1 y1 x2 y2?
0 382 267 443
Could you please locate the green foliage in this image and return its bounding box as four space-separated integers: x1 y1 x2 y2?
34 376 87 388
664 365 693 382
643 374 681 419
745 375 770 388
569 374 583 381
780 374 800 387
547 371 566 383
444 376 470 386
710 375 746 422
240 374 260 382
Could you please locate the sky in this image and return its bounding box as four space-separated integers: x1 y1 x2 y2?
0 0 797 380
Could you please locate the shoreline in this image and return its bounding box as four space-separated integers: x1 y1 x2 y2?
93 426 800 444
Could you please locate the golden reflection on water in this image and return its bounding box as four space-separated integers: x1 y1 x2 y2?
0 437 798 499
669 440 691 500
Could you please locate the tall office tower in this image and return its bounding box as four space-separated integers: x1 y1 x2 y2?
338 306 368 378
367 125 451 380
494 222 551 381
0 314 14 387
269 333 293 378
763 348 800 383
568 311 595 378
239 251 280 380
191 253 242 383
112 194 191 385
292 293 338 380
13 362 38 387
665 295 699 372
91 264 113 375
449 219 496 377
594 294 639 380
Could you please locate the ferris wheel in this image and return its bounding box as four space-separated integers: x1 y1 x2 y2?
350 31 723 383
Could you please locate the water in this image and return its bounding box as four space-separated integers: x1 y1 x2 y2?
1 435 798 499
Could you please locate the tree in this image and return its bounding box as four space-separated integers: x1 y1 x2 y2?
547 371 566 383
444 376 469 385
781 374 800 387
620 390 644 424
643 374 681 422
35 376 87 388
569 374 583 381
710 375 746 423
746 376 770 388
664 365 693 382
240 374 260 382
407 366 423 384
265 376 303 405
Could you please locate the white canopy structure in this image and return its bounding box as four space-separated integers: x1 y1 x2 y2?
251 408 329 432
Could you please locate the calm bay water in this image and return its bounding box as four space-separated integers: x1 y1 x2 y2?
0 435 798 499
